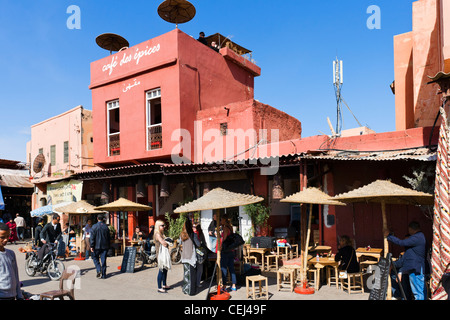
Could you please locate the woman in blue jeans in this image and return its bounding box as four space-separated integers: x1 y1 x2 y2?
220 215 237 291
154 220 171 293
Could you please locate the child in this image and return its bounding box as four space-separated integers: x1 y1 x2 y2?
0 222 23 300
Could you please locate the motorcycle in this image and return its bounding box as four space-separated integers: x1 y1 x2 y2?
134 238 157 271
25 243 65 281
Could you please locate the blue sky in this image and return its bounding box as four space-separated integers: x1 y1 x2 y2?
0 0 414 162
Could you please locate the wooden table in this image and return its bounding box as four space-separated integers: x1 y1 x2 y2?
355 247 383 261
307 256 339 290
308 245 332 255
248 247 271 271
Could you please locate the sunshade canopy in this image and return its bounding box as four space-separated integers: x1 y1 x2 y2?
174 188 263 213
94 197 151 212
281 187 346 206
333 180 434 205
54 200 105 215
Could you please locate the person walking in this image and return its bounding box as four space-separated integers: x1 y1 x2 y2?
82 219 93 260
208 212 217 252
14 214 26 241
193 222 207 289
181 218 199 296
154 220 171 293
90 214 111 279
34 218 45 247
220 214 237 292
0 223 23 300
385 221 428 300
6 219 18 245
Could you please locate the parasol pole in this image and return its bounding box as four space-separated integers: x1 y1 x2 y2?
215 209 222 294
381 200 392 300
303 203 313 285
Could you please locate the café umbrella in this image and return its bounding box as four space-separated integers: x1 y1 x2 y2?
174 187 264 300
95 198 152 251
333 179 434 299
281 187 346 294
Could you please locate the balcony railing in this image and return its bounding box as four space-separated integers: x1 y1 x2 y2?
148 124 162 150
109 133 120 156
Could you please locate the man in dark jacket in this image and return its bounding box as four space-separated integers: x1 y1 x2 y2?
385 221 427 300
37 214 62 263
90 214 111 279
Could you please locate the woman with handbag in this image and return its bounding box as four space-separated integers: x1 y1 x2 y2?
220 214 237 292
154 220 171 293
180 218 199 296
335 235 360 277
193 223 207 289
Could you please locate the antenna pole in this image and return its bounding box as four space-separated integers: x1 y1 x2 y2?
333 57 343 136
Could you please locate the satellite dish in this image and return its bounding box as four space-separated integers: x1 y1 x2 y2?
96 33 130 54
32 154 46 174
157 0 196 28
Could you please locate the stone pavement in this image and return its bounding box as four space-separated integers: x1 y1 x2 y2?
11 241 370 301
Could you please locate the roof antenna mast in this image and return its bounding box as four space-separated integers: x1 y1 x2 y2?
333 57 344 137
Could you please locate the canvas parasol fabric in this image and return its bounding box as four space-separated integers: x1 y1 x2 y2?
94 198 151 212
174 188 263 213
281 187 345 293
431 106 450 300
54 200 105 215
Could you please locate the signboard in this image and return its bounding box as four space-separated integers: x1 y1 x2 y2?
121 246 137 273
368 253 392 300
47 179 83 205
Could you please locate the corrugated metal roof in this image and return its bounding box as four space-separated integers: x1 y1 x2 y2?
301 147 436 162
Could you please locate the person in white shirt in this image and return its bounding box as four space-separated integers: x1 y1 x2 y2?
14 214 26 241
83 219 93 260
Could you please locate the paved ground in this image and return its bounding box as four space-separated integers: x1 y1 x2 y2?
11 240 370 301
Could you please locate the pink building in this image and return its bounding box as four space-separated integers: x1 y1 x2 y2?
27 105 96 210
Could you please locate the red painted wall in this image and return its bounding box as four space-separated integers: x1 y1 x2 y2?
90 29 262 168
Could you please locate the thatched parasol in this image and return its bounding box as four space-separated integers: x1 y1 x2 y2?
333 179 433 256
95 198 151 212
333 179 433 300
281 187 346 294
174 187 264 300
55 200 106 215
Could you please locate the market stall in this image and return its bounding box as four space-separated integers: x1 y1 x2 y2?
55 200 106 260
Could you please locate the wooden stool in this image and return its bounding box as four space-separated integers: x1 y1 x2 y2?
277 246 289 260
307 267 320 290
246 275 269 300
326 265 340 289
277 267 296 292
340 272 364 294
265 254 278 271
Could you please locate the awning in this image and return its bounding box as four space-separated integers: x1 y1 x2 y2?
30 201 73 217
0 186 4 210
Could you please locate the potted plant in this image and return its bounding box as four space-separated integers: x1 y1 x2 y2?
244 201 271 237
